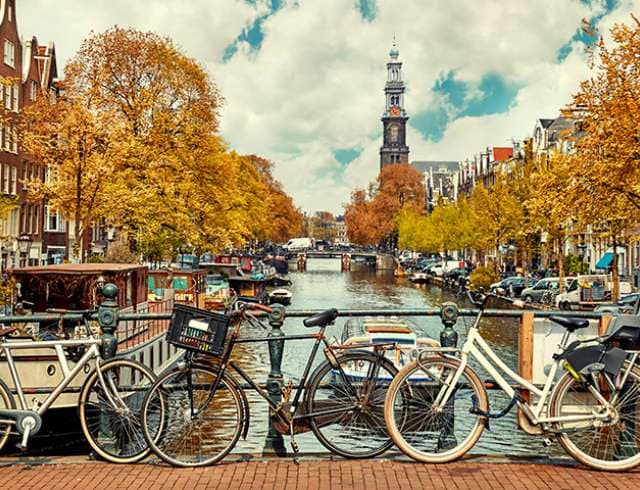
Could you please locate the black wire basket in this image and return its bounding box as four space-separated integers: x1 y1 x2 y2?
166 304 230 357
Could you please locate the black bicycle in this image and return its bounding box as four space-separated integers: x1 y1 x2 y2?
140 301 399 467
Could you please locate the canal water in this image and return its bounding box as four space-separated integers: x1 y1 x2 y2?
236 258 559 458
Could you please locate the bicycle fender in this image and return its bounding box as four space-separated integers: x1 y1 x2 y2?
193 363 251 440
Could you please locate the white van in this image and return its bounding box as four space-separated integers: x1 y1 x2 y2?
283 237 313 251
555 274 631 309
429 260 465 277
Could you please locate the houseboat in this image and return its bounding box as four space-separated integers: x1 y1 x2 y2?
147 268 207 308
200 260 269 304
203 274 231 311
1 264 181 412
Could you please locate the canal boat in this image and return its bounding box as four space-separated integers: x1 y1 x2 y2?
338 317 440 382
199 262 269 304
203 274 231 311
148 268 206 308
408 271 430 284
268 288 292 306
1 264 181 411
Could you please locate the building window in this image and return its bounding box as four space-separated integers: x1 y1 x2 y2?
4 86 10 109
45 205 63 232
10 165 16 194
3 40 14 67
11 124 17 153
12 83 18 111
8 3 12 23
2 165 8 193
34 205 39 234
30 80 37 101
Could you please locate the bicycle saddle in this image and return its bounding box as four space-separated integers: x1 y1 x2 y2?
549 316 589 332
303 308 339 328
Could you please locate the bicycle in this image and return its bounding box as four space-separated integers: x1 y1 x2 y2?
141 301 399 467
0 309 157 463
384 291 640 471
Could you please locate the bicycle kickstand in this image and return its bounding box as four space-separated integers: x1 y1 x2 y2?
289 421 300 465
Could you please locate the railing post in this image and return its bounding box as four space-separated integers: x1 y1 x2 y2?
98 283 119 360
263 305 287 456
438 302 459 450
439 302 459 348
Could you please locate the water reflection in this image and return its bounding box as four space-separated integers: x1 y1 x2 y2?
234 258 556 457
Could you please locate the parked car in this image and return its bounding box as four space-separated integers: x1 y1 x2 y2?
594 293 640 315
490 276 529 297
429 260 465 277
520 277 569 303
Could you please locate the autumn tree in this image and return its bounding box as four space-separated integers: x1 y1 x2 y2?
565 15 640 299
22 27 300 262
468 173 524 271
345 164 425 248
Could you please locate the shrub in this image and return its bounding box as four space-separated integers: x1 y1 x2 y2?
469 265 499 290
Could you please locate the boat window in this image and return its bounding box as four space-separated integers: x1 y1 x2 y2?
147 276 156 290
172 276 189 290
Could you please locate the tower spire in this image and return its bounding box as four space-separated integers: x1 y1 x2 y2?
380 36 409 170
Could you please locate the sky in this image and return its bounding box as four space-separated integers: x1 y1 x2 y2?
17 0 640 215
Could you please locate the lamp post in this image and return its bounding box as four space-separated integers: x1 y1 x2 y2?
17 235 32 268
577 242 587 275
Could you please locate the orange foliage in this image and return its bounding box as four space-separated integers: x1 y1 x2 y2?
345 164 425 246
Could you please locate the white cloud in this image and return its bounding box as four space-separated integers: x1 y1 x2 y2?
18 0 636 214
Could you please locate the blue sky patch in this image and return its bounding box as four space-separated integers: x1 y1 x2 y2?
333 147 363 165
556 0 619 62
412 71 519 141
224 0 284 62
356 0 377 22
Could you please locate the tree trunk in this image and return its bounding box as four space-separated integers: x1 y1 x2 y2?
612 235 619 302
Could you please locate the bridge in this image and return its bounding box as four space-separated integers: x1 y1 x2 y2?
284 250 396 272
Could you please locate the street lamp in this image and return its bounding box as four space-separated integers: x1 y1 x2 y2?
577 242 587 275
17 235 32 268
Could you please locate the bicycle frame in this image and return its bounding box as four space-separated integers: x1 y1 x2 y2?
200 318 389 424
0 338 103 415
436 311 614 427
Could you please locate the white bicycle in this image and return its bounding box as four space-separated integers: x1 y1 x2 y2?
0 310 156 463
384 291 640 471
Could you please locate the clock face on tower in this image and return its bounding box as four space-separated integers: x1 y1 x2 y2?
389 106 401 117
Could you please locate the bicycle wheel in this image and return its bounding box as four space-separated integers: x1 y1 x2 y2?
142 364 244 467
79 358 156 463
384 355 488 463
0 378 15 452
306 350 398 458
550 361 640 471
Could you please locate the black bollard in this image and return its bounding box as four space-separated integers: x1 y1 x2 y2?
263 305 287 456
98 283 119 360
438 302 459 451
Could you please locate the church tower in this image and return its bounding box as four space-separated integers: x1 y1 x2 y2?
380 39 409 170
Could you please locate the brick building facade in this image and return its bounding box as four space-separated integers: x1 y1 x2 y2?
0 0 67 271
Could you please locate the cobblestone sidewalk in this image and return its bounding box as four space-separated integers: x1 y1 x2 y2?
1 458 640 489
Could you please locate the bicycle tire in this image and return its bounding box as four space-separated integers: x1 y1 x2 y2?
384 355 488 463
306 350 398 458
79 357 156 464
550 361 640 471
141 363 244 467
0 377 15 452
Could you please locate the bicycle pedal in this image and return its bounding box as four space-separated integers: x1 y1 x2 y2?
14 442 27 452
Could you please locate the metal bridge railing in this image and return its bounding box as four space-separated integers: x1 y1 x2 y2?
0 284 613 456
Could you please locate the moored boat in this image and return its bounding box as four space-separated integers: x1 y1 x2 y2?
268 288 292 305
203 274 231 310
2 264 182 411
338 317 440 381
408 271 429 284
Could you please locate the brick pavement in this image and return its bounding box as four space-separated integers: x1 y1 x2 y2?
0 458 639 489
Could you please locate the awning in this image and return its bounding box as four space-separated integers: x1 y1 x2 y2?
595 252 614 269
